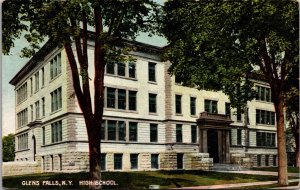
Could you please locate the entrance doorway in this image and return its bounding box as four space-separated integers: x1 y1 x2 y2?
207 130 219 163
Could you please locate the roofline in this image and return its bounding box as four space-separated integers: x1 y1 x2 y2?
9 34 165 86
9 39 57 86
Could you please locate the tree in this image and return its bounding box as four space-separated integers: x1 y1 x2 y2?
2 134 15 162
160 0 298 186
284 70 299 166
3 0 159 185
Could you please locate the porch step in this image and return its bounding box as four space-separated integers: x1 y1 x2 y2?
210 163 246 171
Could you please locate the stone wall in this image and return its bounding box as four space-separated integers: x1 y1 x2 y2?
185 153 213 170
2 161 42 176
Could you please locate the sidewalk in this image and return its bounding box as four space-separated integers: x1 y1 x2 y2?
173 179 299 189
211 170 299 177
173 170 300 189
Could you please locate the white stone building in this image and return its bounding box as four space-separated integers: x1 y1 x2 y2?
10 39 277 172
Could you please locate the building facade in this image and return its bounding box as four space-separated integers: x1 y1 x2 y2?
10 40 278 172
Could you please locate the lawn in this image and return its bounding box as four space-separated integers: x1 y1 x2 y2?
251 166 300 173
3 170 278 189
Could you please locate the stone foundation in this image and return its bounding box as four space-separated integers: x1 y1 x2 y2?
2 161 42 176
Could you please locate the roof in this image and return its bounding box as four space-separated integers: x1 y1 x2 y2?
9 34 164 86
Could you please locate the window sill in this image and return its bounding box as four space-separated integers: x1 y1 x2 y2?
256 124 276 127
175 113 183 116
148 81 157 85
255 100 273 104
41 141 63 147
149 112 158 116
15 148 30 153
16 98 28 106
190 115 197 118
104 108 138 114
50 108 62 115
105 73 137 81
50 73 62 83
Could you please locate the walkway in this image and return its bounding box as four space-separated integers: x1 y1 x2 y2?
173 170 300 189
211 170 299 177
173 179 299 189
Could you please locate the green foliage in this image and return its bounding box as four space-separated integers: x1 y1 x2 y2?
160 0 298 110
2 134 15 162
2 0 160 60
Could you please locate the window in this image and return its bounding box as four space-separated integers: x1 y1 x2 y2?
106 120 126 141
17 82 27 104
42 127 45 145
117 89 126 109
106 62 115 74
17 133 28 150
273 155 277 166
148 62 156 82
256 86 272 102
130 154 138 169
256 132 276 147
35 101 40 119
191 125 197 143
30 77 33 95
101 154 106 171
118 121 126 141
129 62 136 78
151 154 159 169
106 62 136 78
256 109 275 125
175 95 182 114
107 88 116 108
17 108 28 128
177 153 184 169
51 87 62 112
35 72 39 92
204 100 218 113
107 120 117 140
149 93 157 113
114 154 123 170
236 107 242 121
265 155 269 166
176 124 182 143
257 155 261 166
225 103 231 117
190 97 196 115
30 105 33 121
101 121 106 140
105 87 137 111
42 98 45 117
117 62 126 76
50 53 61 79
129 91 137 111
237 129 242 145
129 122 138 141
51 120 62 143
150 124 158 142
41 68 44 87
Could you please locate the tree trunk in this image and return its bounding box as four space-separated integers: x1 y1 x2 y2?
87 120 101 189
293 131 300 167
274 96 288 186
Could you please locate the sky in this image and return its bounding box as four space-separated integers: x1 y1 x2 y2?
1 33 167 136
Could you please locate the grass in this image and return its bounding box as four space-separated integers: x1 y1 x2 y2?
251 166 300 173
3 170 278 189
232 182 300 189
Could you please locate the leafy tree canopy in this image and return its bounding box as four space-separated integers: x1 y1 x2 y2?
3 0 160 59
2 134 15 162
160 0 298 109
